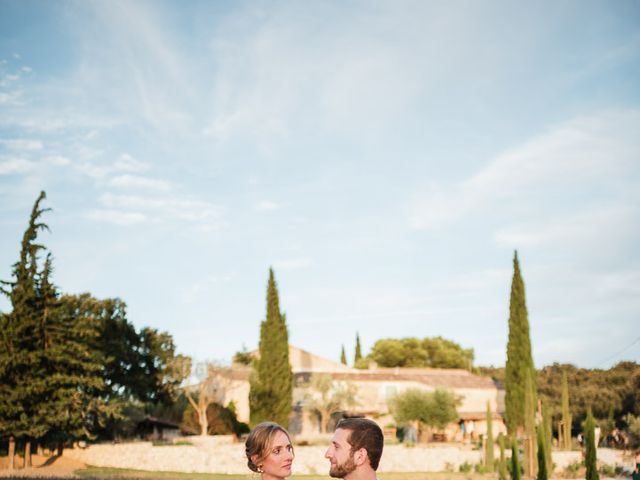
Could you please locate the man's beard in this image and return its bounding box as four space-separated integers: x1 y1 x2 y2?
329 454 357 478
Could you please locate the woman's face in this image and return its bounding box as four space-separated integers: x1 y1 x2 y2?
259 430 294 479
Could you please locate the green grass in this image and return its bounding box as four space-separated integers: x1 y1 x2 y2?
77 466 493 480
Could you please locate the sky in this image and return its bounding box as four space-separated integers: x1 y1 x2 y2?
1 0 639 370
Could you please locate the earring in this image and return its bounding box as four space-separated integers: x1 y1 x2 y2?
258 465 264 473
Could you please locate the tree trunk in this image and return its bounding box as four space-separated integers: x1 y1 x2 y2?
320 410 328 433
199 406 208 435
57 441 64 456
8 435 15 470
24 438 32 467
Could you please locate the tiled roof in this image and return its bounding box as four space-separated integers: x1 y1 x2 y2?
294 368 499 389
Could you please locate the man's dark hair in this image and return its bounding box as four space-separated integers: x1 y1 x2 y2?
336 417 384 470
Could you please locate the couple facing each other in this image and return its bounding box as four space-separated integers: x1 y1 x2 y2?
245 417 383 480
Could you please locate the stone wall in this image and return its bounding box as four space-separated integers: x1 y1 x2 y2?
62 438 629 475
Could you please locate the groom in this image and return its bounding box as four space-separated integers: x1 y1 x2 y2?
324 417 384 480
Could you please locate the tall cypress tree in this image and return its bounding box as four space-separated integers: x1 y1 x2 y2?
536 424 548 480
0 191 49 468
485 401 495 471
561 370 572 449
340 345 347 365
505 251 536 434
249 268 292 427
510 436 522 480
498 434 508 480
354 332 362 366
523 370 538 478
584 409 599 480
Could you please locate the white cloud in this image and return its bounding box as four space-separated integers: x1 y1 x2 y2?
0 157 34 175
85 209 148 226
109 174 172 191
255 200 280 211
113 154 149 172
494 205 639 249
92 193 225 229
0 139 43 151
44 155 72 166
410 110 640 230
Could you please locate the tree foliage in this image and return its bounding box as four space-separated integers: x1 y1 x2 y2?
584 409 600 480
505 251 536 434
0 192 188 459
485 401 495 471
367 336 474 369
340 345 347 365
304 374 358 433
354 332 363 367
390 388 460 436
249 268 292 427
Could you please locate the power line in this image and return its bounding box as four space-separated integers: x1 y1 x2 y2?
597 335 640 367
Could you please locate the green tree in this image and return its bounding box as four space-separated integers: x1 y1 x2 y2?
485 401 495 471
354 332 363 366
505 251 536 434
510 436 522 480
0 192 51 467
249 268 292 427
390 388 459 441
340 345 347 365
523 370 538 477
584 409 599 480
536 424 548 480
304 374 358 433
561 370 572 449
498 434 509 480
542 402 553 475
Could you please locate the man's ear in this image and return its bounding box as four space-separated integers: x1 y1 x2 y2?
354 448 369 467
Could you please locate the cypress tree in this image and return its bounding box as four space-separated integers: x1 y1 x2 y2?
498 434 508 480
505 251 536 434
523 370 537 478
0 191 50 468
536 424 548 480
249 268 292 427
354 332 362 366
340 345 347 365
584 409 599 480
561 370 572 449
485 401 495 471
542 402 553 475
510 436 521 480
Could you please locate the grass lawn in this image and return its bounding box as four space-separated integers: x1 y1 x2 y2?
77 466 493 480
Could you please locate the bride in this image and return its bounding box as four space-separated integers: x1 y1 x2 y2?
245 422 295 480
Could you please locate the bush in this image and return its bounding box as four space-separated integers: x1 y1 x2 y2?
475 463 490 474
599 464 616 477
460 461 472 473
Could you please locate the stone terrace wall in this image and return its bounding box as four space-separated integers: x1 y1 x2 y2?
62 438 628 475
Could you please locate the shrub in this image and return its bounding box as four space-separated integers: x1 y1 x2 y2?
460 461 472 473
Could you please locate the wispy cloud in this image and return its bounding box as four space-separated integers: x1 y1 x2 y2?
88 193 225 229
86 209 148 226
0 157 35 175
0 139 43 151
255 200 280 211
409 109 640 230
109 174 172 191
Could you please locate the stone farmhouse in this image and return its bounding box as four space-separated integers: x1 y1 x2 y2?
212 345 506 441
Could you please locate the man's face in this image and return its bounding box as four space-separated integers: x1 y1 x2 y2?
325 428 357 478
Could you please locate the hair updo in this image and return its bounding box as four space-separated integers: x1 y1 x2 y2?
245 422 292 473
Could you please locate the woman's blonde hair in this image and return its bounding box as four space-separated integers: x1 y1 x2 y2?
245 422 292 473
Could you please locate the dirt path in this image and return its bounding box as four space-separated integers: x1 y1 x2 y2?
0 454 85 478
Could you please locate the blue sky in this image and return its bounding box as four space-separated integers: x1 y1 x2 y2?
1 0 639 369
